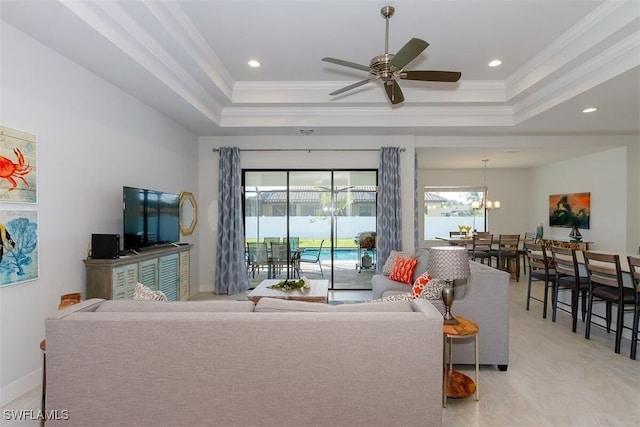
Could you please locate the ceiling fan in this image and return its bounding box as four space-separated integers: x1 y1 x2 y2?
322 5 461 105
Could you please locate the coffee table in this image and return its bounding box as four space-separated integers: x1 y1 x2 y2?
247 279 329 304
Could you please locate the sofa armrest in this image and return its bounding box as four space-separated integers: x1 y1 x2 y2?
47 298 106 319
430 264 510 367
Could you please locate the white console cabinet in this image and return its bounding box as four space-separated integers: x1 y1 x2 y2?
85 245 192 301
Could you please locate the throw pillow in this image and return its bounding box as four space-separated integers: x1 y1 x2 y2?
411 271 432 299
368 293 412 302
382 250 414 276
133 282 168 301
389 257 419 285
420 278 446 300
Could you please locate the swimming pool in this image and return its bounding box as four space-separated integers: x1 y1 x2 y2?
318 248 376 261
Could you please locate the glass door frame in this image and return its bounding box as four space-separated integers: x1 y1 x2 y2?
242 169 377 290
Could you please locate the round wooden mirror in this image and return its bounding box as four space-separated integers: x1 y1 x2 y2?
179 191 197 236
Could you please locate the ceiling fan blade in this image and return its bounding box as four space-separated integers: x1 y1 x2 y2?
400 70 462 82
322 57 371 73
388 38 429 71
384 80 404 105
329 77 377 96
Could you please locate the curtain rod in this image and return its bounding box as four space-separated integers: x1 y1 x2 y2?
212 148 406 153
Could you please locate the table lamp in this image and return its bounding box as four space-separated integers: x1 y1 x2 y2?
429 246 471 325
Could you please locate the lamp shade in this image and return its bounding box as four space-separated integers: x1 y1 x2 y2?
428 246 471 281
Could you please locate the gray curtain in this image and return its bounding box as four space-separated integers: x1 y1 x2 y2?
376 147 402 273
414 151 419 251
215 147 249 294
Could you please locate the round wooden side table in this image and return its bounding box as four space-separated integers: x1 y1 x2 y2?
442 315 479 408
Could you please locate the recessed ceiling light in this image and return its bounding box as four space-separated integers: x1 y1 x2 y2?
488 59 502 67
582 107 598 113
248 60 260 68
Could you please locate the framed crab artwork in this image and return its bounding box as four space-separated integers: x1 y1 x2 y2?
1 126 37 203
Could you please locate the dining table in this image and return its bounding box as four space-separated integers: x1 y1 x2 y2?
435 236 475 246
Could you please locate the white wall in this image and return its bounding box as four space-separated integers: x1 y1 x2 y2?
197 135 416 292
417 141 639 253
0 23 199 405
531 145 636 253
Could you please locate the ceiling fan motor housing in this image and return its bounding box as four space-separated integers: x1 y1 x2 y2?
370 54 395 80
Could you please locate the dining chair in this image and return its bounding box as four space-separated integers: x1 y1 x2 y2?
299 239 325 277
550 246 589 332
583 251 636 354
490 234 521 281
470 234 493 266
519 232 538 276
526 242 555 319
626 255 640 360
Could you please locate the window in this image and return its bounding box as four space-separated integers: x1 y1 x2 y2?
423 186 485 240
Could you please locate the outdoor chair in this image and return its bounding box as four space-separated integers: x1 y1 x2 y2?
299 239 325 277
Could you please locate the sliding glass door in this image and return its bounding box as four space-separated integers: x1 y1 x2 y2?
243 170 377 290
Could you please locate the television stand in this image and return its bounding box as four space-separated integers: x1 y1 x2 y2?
85 244 192 301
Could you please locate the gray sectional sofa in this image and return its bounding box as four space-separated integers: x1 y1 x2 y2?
373 248 511 370
45 297 444 427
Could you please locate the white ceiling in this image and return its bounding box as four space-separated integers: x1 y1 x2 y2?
1 0 639 168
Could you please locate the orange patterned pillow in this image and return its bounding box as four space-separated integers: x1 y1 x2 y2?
411 271 432 299
389 257 419 285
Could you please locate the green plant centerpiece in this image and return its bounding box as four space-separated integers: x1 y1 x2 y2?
268 276 311 291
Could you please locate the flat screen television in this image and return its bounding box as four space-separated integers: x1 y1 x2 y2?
123 186 180 251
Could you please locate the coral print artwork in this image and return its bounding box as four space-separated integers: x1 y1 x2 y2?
0 210 39 287
0 126 37 203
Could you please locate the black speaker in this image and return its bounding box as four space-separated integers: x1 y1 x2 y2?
91 234 120 259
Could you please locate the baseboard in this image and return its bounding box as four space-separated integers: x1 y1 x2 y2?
1 367 41 407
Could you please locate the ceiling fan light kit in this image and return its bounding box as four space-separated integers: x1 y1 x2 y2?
322 5 461 105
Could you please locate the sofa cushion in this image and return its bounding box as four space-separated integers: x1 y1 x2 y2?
96 300 256 312
381 250 414 275
334 300 413 312
254 297 414 312
389 257 418 284
413 249 430 282
255 298 334 312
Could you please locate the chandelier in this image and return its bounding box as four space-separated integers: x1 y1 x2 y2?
471 159 500 210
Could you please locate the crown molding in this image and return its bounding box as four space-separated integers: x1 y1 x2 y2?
220 106 514 128
506 0 638 99
232 80 508 104
513 32 640 124
60 0 224 124
142 0 235 100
